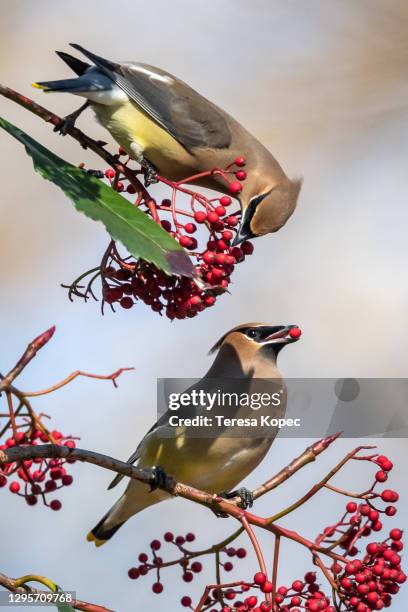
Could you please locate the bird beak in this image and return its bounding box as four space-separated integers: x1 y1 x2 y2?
231 205 253 246
262 325 302 345
231 226 247 246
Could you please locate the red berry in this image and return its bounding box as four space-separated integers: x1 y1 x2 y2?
104 168 115 179
150 539 161 550
254 572 267 585
220 196 232 206
181 596 192 607
236 547 247 558
0 476 7 487
118 147 127 156
241 241 254 255
120 296 133 309
161 220 172 232
204 296 216 306
385 505 397 516
138 553 148 563
215 205 226 217
347 502 358 513
9 481 20 494
381 489 398 502
116 181 124 192
292 580 304 592
185 532 195 542
289 327 302 339
128 567 140 579
50 499 62 511
376 470 388 482
182 572 193 582
222 230 233 241
207 211 220 224
234 156 246 167
194 211 207 223
184 223 197 234
245 596 258 608
224 562 233 572
229 180 242 194
305 572 316 583
390 528 403 541
126 184 136 194
62 474 73 486
179 235 193 248
152 582 163 594
191 561 202 573
235 170 247 180
377 456 393 471
261 580 273 594
26 495 37 506
226 215 239 227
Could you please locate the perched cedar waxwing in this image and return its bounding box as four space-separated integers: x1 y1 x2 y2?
87 322 301 546
32 44 301 244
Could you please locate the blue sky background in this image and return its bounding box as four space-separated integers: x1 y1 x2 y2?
1 1 407 610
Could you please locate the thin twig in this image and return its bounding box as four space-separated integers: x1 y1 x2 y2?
0 327 55 390
22 367 134 397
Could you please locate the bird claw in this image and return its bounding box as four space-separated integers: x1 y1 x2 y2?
149 466 168 491
141 159 159 187
53 115 77 136
220 487 254 510
85 169 104 178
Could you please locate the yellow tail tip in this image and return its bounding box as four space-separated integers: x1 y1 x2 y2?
86 532 107 547
31 82 48 90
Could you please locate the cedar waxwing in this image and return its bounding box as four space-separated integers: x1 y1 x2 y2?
32 44 301 244
87 322 301 546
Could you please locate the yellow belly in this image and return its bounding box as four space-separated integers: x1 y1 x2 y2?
138 427 271 494
93 100 194 180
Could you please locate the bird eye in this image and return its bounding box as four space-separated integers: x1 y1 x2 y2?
246 329 261 341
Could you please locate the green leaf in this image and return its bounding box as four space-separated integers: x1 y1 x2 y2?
0 116 194 277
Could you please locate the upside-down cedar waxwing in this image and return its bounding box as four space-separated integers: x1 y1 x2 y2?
32 45 301 244
86 322 301 546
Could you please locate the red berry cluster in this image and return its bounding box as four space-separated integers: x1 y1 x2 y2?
67 155 255 319
0 427 77 510
336 528 405 611
127 530 247 602
124 452 405 611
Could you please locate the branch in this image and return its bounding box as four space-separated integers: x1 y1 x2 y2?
0 572 112 612
21 367 135 397
0 85 147 194
0 443 347 564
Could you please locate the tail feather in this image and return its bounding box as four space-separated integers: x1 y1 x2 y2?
87 482 170 547
32 78 88 93
87 513 125 547
55 51 90 76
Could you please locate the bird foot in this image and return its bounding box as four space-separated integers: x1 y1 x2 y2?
53 100 90 136
220 487 254 510
149 466 168 491
141 159 159 186
85 169 104 178
53 114 78 136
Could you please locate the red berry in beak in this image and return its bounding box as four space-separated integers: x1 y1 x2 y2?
289 327 302 339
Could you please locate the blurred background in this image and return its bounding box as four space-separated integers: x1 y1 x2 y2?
1 1 407 610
